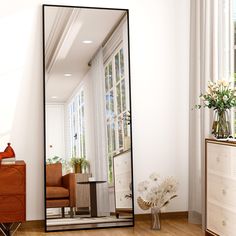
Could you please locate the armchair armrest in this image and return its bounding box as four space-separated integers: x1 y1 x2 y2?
62 173 76 207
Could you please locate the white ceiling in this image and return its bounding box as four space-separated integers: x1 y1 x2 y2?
45 7 125 103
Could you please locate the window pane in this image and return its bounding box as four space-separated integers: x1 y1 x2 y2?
107 124 111 153
121 79 126 111
73 145 76 157
115 53 120 82
81 90 84 104
111 122 116 151
124 117 128 137
82 106 85 157
79 106 82 157
120 48 124 78
118 119 123 148
108 154 113 183
109 62 113 89
110 90 114 116
106 94 110 117
105 66 109 92
116 83 121 114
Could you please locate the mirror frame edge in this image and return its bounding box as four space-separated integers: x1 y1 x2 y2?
42 4 134 232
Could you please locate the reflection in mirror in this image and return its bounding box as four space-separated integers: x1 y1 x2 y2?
43 5 134 231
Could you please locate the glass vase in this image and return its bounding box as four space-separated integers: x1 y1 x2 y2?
212 110 231 139
151 206 161 230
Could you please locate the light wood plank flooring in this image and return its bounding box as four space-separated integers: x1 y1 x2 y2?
15 218 204 236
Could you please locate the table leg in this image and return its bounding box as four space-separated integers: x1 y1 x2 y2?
89 183 97 217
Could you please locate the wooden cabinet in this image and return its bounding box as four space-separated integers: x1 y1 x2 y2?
113 150 132 218
206 139 236 236
75 173 91 212
0 161 26 223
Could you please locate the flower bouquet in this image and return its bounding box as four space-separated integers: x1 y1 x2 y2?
195 80 236 139
137 173 178 230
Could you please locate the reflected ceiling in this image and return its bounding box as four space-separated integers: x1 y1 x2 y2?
45 7 124 103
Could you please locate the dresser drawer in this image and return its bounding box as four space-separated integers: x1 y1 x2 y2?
207 173 236 209
0 165 25 195
207 202 236 236
207 143 236 176
0 195 26 222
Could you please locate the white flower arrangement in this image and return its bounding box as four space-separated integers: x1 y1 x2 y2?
195 80 236 112
137 173 178 210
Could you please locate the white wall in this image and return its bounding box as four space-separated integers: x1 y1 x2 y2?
46 104 65 160
0 0 189 220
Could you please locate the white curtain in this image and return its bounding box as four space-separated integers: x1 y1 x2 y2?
90 48 109 216
189 0 233 227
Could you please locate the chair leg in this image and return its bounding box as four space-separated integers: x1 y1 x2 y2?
62 207 65 218
70 207 74 218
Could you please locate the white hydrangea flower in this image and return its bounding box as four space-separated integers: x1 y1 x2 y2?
151 186 160 196
137 180 149 193
146 192 157 203
165 177 178 193
149 172 160 182
205 101 209 106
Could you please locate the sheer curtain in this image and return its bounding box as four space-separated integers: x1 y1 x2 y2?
90 48 110 216
189 0 233 227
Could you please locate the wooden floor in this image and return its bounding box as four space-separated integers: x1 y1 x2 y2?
15 218 204 236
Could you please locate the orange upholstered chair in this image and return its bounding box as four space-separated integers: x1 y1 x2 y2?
46 163 76 218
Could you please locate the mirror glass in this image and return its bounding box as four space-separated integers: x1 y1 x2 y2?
43 5 134 231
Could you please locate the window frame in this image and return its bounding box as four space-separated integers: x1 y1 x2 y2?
68 88 86 159
104 43 130 185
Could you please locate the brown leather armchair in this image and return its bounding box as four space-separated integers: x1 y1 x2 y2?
46 163 76 218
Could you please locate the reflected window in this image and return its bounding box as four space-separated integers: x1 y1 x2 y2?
104 45 129 184
69 89 86 159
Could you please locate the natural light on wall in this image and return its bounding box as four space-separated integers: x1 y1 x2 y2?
0 9 35 149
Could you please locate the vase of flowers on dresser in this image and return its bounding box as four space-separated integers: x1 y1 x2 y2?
195 80 236 139
137 173 178 230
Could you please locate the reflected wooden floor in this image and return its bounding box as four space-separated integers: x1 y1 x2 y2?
16 218 204 236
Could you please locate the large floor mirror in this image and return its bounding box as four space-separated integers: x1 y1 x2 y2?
43 4 134 232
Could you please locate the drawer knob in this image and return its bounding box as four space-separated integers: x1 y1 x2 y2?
222 189 227 195
222 220 226 226
216 157 220 163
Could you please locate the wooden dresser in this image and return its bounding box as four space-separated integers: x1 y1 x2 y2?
206 139 236 236
0 161 26 223
113 150 132 218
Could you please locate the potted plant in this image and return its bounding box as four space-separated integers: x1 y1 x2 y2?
70 157 90 173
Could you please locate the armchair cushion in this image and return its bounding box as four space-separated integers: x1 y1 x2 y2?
62 173 76 207
46 199 69 208
46 163 62 187
46 187 69 199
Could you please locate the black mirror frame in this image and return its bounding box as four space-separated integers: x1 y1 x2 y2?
42 4 134 233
